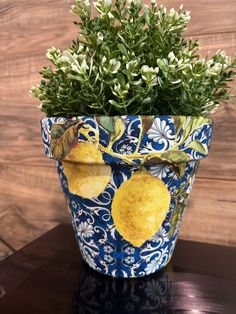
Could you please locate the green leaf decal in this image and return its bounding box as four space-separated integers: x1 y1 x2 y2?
96 116 125 145
162 150 190 163
169 192 188 237
141 116 153 137
145 154 188 179
96 116 114 133
185 140 208 155
110 117 126 144
176 162 188 179
173 116 186 136
51 120 84 160
181 116 211 143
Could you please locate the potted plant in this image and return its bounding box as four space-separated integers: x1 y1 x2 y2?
30 0 236 278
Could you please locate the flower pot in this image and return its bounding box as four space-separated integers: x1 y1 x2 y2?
41 115 212 278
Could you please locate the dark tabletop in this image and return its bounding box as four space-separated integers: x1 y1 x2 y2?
0 224 235 314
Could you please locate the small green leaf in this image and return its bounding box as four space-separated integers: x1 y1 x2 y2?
109 99 118 106
142 97 152 105
156 59 167 72
117 73 126 86
117 43 128 56
171 79 182 84
111 10 120 20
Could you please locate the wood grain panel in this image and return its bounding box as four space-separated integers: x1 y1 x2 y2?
0 206 56 252
0 164 67 223
0 0 73 30
160 0 236 35
180 178 236 246
0 0 236 258
1 0 236 35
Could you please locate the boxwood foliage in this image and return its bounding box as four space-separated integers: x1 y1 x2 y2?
30 0 236 117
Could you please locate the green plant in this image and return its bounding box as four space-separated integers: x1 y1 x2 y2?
30 0 236 117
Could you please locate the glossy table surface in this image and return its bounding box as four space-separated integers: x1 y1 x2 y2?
0 224 235 314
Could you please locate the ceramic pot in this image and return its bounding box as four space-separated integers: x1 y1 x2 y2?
41 115 212 278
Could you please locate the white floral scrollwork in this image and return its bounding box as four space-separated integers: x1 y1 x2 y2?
146 117 175 151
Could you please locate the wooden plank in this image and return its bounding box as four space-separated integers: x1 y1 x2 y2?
0 163 65 256
0 0 235 254
180 178 236 246
0 164 67 223
0 206 59 259
1 0 236 36
197 32 236 57
197 101 236 180
0 0 74 30
160 0 236 35
0 206 57 251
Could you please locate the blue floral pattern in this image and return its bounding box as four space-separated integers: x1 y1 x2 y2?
41 115 212 277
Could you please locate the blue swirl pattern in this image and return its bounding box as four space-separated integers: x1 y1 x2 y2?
41 115 212 277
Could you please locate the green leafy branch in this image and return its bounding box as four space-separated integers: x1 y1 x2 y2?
30 0 236 117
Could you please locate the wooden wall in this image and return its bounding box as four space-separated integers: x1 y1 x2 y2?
0 0 236 259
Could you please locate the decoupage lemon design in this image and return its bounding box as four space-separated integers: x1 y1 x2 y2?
111 170 171 247
62 142 111 198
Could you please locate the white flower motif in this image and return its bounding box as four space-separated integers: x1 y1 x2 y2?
144 246 170 275
149 164 170 179
124 246 135 255
119 144 133 155
78 221 94 238
124 256 135 265
145 255 163 275
71 200 78 209
147 118 175 151
104 245 113 253
169 185 178 193
104 255 113 263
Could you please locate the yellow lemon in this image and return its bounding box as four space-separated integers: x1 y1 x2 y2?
111 170 171 247
62 142 111 198
64 141 104 164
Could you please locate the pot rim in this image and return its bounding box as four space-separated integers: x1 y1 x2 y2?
41 114 213 163
41 114 212 121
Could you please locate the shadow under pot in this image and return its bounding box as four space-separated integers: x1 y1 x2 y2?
41 115 212 278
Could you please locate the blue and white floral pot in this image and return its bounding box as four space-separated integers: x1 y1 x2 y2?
41 115 212 278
